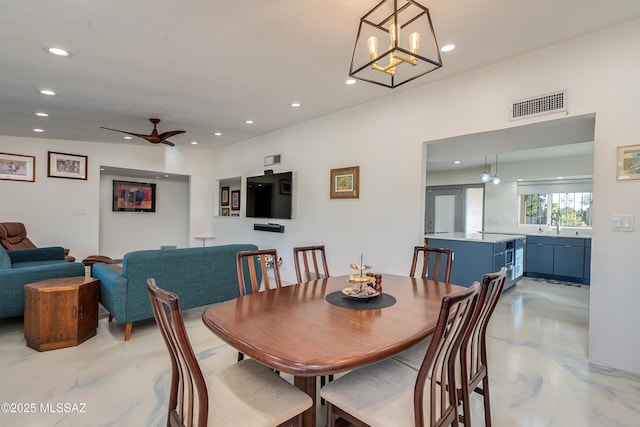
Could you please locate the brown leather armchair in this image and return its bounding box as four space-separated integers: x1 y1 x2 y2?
0 222 75 262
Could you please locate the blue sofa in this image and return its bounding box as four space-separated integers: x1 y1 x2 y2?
92 243 260 341
0 246 86 318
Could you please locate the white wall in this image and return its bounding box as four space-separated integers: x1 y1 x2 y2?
209 20 640 373
0 136 214 260
427 154 594 234
99 173 190 259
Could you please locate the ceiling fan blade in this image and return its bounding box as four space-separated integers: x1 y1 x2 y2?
100 127 148 139
158 130 186 140
161 140 176 147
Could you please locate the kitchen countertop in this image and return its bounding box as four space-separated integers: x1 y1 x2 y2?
425 232 526 243
425 231 591 242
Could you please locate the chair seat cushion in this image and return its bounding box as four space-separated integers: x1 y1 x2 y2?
320 358 427 427
392 336 432 371
208 359 312 427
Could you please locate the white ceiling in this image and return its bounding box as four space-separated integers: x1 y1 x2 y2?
1 1 639 150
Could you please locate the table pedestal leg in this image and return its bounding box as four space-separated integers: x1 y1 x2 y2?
294 376 316 427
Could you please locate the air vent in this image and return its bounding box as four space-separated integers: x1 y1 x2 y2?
510 90 567 120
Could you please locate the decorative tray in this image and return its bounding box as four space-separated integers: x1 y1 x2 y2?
342 285 380 299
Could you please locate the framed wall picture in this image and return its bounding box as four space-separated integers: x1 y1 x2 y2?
112 180 156 212
330 166 359 199
220 186 230 206
221 207 230 216
231 190 240 210
47 151 88 180
0 152 35 182
616 144 640 180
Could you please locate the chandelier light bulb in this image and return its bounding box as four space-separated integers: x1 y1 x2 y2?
493 175 501 185
481 171 491 182
367 36 378 59
409 32 420 53
389 20 400 45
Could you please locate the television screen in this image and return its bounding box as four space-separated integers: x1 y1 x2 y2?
246 172 292 219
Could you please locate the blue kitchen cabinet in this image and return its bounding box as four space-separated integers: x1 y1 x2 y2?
525 237 554 276
583 239 591 284
426 234 524 291
524 235 589 283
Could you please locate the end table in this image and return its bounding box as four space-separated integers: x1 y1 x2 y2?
24 277 99 351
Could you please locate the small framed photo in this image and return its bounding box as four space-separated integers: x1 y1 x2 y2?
231 190 241 210
0 152 35 182
221 207 230 216
48 151 87 180
330 166 359 199
616 144 640 180
220 186 230 206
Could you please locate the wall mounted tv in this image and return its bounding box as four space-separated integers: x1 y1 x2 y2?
246 171 292 220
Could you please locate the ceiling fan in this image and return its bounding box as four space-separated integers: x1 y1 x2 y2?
100 118 185 146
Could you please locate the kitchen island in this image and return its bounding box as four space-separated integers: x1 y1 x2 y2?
424 232 525 290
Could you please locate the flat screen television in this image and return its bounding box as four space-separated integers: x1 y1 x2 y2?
246 171 292 219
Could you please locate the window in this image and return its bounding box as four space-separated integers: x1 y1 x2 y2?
518 179 592 228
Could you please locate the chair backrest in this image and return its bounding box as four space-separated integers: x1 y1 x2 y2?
236 249 282 296
460 267 507 387
293 245 330 283
414 284 479 427
147 278 208 427
0 222 37 250
409 246 453 283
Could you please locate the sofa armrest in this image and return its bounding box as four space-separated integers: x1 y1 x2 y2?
7 246 66 264
93 263 128 322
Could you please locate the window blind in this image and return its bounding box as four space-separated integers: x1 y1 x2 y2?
517 178 592 195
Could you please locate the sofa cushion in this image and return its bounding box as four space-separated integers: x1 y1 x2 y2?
0 247 10 270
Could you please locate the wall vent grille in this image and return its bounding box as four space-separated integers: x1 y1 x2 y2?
510 90 567 120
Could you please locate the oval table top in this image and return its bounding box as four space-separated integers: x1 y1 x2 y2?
202 274 466 377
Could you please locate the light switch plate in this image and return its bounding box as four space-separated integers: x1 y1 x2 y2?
611 215 634 232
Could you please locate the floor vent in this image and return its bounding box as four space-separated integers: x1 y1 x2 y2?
510 90 567 120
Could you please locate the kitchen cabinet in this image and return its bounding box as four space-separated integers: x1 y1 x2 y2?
525 235 589 284
425 233 525 291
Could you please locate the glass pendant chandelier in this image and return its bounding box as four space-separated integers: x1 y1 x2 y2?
480 155 491 182
492 153 501 185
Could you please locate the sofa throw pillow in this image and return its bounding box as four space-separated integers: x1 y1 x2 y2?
0 246 11 269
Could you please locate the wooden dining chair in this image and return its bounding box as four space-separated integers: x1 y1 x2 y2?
293 245 330 283
292 244 334 400
235 248 282 362
236 248 282 297
410 245 453 283
457 267 507 427
320 284 479 427
147 278 312 427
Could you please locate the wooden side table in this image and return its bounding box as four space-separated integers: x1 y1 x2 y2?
24 277 99 351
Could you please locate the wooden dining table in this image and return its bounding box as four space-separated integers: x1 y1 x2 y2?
202 274 465 427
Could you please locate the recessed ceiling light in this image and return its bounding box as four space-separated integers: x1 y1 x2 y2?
39 89 56 96
35 112 49 117
47 47 70 57
441 44 456 52
454 160 461 164
214 132 222 136
557 176 564 179
164 174 169 178
245 120 254 124
123 136 132 140
33 128 44 132
191 141 198 145
345 78 357 85
291 102 301 108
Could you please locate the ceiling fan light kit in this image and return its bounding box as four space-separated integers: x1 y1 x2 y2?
100 118 185 147
349 0 442 88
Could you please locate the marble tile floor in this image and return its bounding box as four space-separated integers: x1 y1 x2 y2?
0 278 639 426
